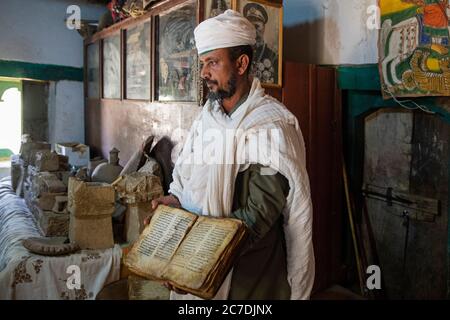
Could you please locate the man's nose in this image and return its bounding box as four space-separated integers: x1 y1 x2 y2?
200 64 209 79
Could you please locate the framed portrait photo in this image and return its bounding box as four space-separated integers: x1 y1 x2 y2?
203 0 232 20
236 0 283 87
156 0 199 102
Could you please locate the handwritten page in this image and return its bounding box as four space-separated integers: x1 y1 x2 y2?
125 206 196 278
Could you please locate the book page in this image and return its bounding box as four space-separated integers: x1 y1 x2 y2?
124 205 196 279
163 216 240 290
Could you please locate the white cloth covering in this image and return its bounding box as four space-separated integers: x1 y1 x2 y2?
0 177 122 300
169 78 315 300
194 9 256 55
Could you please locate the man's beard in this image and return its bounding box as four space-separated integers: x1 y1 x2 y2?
206 73 238 103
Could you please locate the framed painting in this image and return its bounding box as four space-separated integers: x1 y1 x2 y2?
156 0 199 102
236 0 283 87
125 20 151 100
103 33 121 99
87 41 99 99
204 0 232 19
379 0 450 98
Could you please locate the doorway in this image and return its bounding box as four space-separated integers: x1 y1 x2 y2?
0 79 22 179
0 78 49 179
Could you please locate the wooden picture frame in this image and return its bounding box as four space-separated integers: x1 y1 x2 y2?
125 19 151 101
235 0 283 88
156 0 199 102
103 33 121 99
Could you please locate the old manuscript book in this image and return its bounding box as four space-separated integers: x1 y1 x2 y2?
124 205 248 299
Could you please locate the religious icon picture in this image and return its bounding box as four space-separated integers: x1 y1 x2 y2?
237 0 283 87
157 0 199 102
204 0 232 19
379 0 450 98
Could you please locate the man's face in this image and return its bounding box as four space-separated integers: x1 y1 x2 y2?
249 19 265 46
200 48 238 101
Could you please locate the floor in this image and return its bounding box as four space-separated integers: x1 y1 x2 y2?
311 285 365 300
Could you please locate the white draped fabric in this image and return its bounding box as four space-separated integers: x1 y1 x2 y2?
169 78 315 300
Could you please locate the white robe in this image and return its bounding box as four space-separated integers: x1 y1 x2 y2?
169 78 315 300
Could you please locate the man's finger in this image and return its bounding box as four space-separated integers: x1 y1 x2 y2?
151 199 160 210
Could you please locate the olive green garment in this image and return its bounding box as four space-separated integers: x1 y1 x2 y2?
228 164 291 300
217 95 291 299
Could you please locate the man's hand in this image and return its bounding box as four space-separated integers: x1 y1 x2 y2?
143 195 181 225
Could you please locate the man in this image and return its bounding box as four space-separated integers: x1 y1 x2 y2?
149 10 314 300
243 3 278 84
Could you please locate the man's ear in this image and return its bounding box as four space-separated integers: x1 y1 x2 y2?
236 54 250 76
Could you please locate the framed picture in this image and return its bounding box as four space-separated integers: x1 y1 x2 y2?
87 41 99 98
157 0 198 102
125 20 151 100
236 0 283 87
103 33 121 99
203 0 232 20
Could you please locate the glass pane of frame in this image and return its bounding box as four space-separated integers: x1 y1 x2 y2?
157 0 198 102
87 42 99 98
103 34 121 99
126 21 151 100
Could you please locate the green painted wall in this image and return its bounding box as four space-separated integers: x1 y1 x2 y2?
0 60 82 82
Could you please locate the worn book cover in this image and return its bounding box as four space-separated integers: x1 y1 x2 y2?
124 205 248 299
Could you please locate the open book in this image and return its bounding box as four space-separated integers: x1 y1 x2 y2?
124 205 248 299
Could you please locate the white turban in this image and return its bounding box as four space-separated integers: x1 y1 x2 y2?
194 9 256 55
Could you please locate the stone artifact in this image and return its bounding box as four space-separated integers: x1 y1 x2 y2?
128 274 170 300
115 172 163 204
19 141 51 166
115 172 163 243
91 148 124 184
68 177 115 249
88 157 107 177
55 142 90 167
31 205 70 237
23 237 80 256
10 154 22 192
34 192 67 211
32 173 66 197
52 195 68 214
75 167 90 181
35 150 60 172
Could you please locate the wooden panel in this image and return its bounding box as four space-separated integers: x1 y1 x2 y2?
408 113 449 299
362 110 449 299
282 62 343 293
